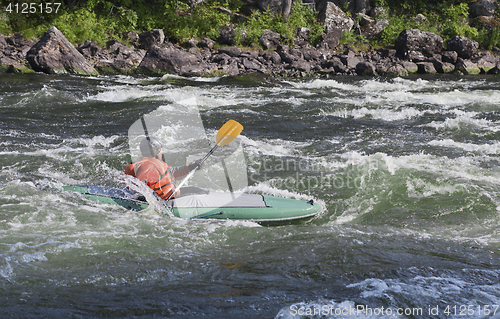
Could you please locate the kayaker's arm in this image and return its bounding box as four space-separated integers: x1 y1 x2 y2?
171 159 203 179
124 163 136 177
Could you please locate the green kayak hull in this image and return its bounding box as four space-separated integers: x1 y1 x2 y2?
63 186 322 225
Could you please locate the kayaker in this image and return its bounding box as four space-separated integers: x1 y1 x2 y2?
124 136 203 200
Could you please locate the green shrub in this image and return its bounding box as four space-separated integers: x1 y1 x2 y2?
239 2 322 47
339 29 370 51
376 15 412 48
0 0 496 53
440 3 478 39
476 26 500 50
52 7 110 45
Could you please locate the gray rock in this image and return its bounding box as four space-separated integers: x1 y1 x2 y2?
432 60 455 73
290 59 311 72
473 51 499 73
469 0 498 17
218 46 242 57
78 40 100 57
218 26 247 45
138 29 165 50
277 44 302 63
400 61 418 73
327 56 348 73
26 26 97 75
179 64 204 77
295 27 310 47
360 19 389 39
356 61 377 75
122 31 139 46
487 62 500 74
138 43 199 75
442 50 458 64
342 49 362 69
455 58 481 74
318 1 355 34
211 52 232 64
241 49 259 59
395 29 443 58
0 33 7 49
262 51 281 64
447 36 479 59
187 38 199 48
221 63 239 75
106 39 128 53
301 47 322 61
417 62 437 74
385 63 411 76
94 59 133 75
259 29 280 49
256 0 283 13
242 58 263 71
199 37 215 50
414 13 427 25
0 55 24 70
6 33 32 47
319 29 344 49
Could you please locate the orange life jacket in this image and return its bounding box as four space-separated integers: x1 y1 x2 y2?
126 157 180 200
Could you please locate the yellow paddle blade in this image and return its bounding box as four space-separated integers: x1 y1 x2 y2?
216 120 243 146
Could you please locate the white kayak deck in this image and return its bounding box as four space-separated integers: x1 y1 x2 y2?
171 192 267 208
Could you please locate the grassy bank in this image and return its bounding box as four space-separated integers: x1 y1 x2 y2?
1 0 500 51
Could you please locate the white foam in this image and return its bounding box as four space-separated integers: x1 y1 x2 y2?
425 109 499 131
429 139 500 155
323 106 422 121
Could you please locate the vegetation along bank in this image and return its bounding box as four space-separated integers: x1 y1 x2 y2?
1 0 500 77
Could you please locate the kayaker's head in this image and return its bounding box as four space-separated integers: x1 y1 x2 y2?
140 136 163 159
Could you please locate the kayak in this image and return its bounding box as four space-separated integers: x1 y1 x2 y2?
63 185 322 225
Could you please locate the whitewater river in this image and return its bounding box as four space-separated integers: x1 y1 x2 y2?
1 73 500 318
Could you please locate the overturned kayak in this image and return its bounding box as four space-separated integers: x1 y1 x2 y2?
63 185 322 225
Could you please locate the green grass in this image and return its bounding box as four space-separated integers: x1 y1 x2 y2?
0 0 498 52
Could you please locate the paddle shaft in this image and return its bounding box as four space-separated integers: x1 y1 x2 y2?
164 120 242 202
164 144 219 202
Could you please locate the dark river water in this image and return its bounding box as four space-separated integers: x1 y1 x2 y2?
1 73 500 318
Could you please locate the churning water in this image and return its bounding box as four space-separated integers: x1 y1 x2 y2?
1 73 500 318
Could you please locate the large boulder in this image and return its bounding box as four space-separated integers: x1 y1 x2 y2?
26 26 97 75
138 29 165 50
77 40 100 58
318 1 355 35
137 43 200 75
218 46 242 57
473 51 499 73
395 29 443 58
360 18 389 39
447 36 479 59
469 0 498 18
259 29 280 49
455 57 481 74
199 37 215 50
356 61 377 76
316 1 354 49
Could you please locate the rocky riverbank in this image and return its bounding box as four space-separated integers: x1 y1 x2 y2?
2 25 500 78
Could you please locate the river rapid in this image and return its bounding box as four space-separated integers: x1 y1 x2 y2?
1 73 500 318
